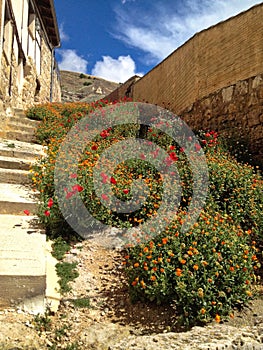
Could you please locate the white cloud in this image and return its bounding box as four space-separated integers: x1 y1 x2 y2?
58 49 88 73
91 55 143 83
114 0 261 63
59 24 69 42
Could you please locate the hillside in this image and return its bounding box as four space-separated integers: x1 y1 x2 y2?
60 70 120 103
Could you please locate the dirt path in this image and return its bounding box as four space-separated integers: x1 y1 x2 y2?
1 241 263 349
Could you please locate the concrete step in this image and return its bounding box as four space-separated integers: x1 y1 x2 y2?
8 121 37 134
0 183 38 215
0 168 31 185
4 131 37 143
0 215 46 311
9 115 40 128
0 155 32 170
0 214 60 313
0 138 45 160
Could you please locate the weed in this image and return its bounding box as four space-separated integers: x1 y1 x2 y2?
33 308 52 334
56 261 79 294
52 237 70 260
71 297 91 308
7 143 15 148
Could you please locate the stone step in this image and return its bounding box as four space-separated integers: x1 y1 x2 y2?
4 131 37 143
0 168 31 185
0 138 45 160
0 215 46 311
10 114 40 128
8 121 38 134
0 155 32 170
0 183 38 215
0 215 60 313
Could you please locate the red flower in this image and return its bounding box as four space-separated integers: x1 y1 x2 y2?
101 194 109 201
164 156 173 166
72 184 84 192
24 209 30 216
110 177 117 184
70 173 77 178
195 143 201 152
169 145 175 150
100 129 110 138
169 152 178 161
66 191 74 199
47 198 54 208
123 189 130 194
44 210 50 217
91 145 98 151
100 172 108 184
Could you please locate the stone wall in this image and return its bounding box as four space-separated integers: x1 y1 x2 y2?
0 0 61 119
131 4 263 114
107 4 263 165
0 39 61 113
180 73 263 167
106 75 140 102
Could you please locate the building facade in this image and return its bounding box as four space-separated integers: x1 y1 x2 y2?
0 0 61 116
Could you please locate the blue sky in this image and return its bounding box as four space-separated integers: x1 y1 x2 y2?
54 0 261 83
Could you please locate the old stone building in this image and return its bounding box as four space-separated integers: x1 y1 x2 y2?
0 0 61 117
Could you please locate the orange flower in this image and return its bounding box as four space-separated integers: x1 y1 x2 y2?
160 268 165 273
200 308 206 315
143 246 149 253
176 268 182 277
140 280 146 289
180 259 186 265
202 261 208 267
150 275 157 281
215 314 221 323
211 301 216 305
134 262 139 268
229 266 235 272
193 264 199 271
162 237 168 245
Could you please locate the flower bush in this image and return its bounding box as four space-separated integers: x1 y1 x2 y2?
28 100 262 326
125 209 259 325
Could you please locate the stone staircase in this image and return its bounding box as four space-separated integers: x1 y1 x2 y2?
0 109 60 314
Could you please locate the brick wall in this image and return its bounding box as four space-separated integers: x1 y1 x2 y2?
107 4 263 165
131 4 263 114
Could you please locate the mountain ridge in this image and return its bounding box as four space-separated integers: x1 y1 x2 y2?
60 70 120 103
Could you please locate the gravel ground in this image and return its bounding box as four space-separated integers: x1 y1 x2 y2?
1 241 263 350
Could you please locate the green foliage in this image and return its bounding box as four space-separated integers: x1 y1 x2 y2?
55 262 79 294
33 308 52 334
71 297 91 308
79 73 86 79
125 209 258 325
51 237 70 260
83 81 92 86
28 101 262 327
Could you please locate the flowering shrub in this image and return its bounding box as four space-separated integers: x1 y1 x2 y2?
125 209 259 325
29 101 262 326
